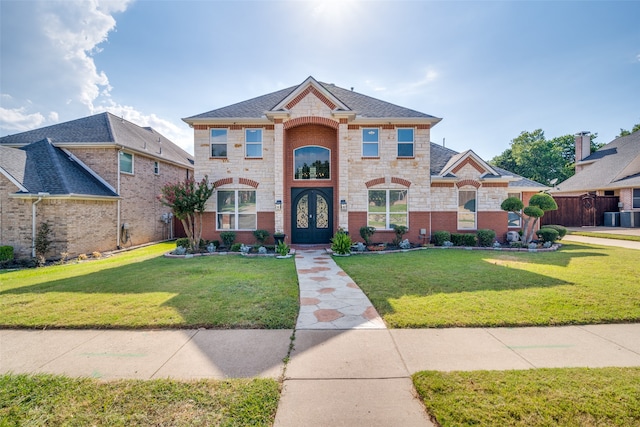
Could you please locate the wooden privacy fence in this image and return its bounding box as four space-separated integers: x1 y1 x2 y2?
542 195 620 227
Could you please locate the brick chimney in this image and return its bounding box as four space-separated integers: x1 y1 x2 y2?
574 131 591 173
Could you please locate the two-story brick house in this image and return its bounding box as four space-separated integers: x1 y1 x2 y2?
184 76 545 245
0 112 193 258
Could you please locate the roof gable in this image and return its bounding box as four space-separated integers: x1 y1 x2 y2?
437 150 499 177
271 76 349 112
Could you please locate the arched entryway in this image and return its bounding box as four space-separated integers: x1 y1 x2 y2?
291 188 333 243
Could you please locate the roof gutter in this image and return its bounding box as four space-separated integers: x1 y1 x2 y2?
31 192 49 258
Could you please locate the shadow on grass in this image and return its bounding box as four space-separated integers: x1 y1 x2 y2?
0 255 299 330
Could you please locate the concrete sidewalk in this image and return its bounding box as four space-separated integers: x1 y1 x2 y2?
2 324 640 425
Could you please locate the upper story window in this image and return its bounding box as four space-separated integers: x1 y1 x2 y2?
245 129 263 158
367 189 408 229
397 128 414 157
507 192 521 227
458 188 477 230
119 151 133 174
210 129 228 158
362 128 379 157
217 189 257 230
633 188 640 209
154 161 160 175
294 146 330 180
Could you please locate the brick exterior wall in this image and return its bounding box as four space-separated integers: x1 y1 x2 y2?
0 177 32 257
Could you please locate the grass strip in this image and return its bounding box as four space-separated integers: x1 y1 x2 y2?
334 243 640 327
0 374 279 426
413 367 640 426
0 243 299 329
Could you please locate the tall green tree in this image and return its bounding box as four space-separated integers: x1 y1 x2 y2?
490 129 602 185
158 176 214 252
617 122 640 137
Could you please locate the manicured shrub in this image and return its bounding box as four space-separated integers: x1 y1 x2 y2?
542 224 567 240
0 246 13 262
432 230 451 246
536 227 559 243
359 226 376 245
176 238 189 248
392 225 408 246
253 229 270 245
451 233 477 247
476 229 496 247
220 231 236 248
230 243 242 252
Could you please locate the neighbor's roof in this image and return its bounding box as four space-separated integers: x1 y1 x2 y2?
430 143 547 190
183 77 441 122
0 112 193 169
553 130 640 192
0 139 118 197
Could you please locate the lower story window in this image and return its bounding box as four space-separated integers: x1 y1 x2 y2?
633 188 640 209
217 190 256 230
367 189 408 229
458 189 477 230
507 192 521 227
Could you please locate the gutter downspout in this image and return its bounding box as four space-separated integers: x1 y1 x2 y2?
117 148 122 249
31 192 49 258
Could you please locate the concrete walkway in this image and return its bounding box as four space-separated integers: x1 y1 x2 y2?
2 242 640 426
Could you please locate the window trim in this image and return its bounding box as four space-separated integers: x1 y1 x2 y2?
245 128 263 158
507 192 521 228
397 128 415 158
216 189 257 231
210 128 228 158
457 188 477 230
367 189 409 230
293 146 331 180
633 188 640 209
362 128 379 157
119 151 134 174
154 161 160 175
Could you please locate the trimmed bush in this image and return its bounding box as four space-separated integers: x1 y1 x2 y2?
220 231 236 248
175 238 189 248
359 226 376 245
230 243 242 252
253 229 270 245
476 229 496 247
432 230 451 246
0 246 14 262
542 224 567 240
451 233 477 247
536 227 559 243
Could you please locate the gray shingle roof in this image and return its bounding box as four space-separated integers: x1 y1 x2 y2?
429 143 546 189
554 130 640 192
0 112 193 168
0 139 118 197
183 77 440 121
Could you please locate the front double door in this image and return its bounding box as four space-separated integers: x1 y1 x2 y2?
291 188 333 244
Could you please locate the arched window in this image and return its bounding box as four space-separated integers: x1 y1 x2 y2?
458 187 477 230
294 146 330 180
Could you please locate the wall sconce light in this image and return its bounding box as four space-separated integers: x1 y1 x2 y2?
340 199 347 212
275 200 282 211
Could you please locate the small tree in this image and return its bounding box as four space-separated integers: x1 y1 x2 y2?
158 176 214 252
501 193 558 243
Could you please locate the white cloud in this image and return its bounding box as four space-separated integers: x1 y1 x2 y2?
0 107 46 133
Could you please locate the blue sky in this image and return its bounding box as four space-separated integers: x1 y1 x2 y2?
1 0 639 160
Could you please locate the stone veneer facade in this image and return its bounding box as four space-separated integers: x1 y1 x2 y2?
191 84 530 246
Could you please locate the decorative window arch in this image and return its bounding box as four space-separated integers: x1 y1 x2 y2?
294 146 331 180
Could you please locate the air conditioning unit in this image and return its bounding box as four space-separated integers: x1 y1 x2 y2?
506 231 520 242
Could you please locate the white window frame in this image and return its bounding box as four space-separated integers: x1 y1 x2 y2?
633 188 640 209
154 161 160 175
245 128 263 158
216 189 257 231
367 189 409 230
507 192 521 227
210 128 228 158
362 128 379 157
119 151 134 174
458 188 477 230
397 128 414 158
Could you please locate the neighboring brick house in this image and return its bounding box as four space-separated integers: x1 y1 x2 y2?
183 76 545 245
0 112 193 258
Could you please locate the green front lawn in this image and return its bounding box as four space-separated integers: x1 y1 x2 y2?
0 243 299 329
413 368 640 426
568 230 640 242
334 243 640 327
0 374 279 426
